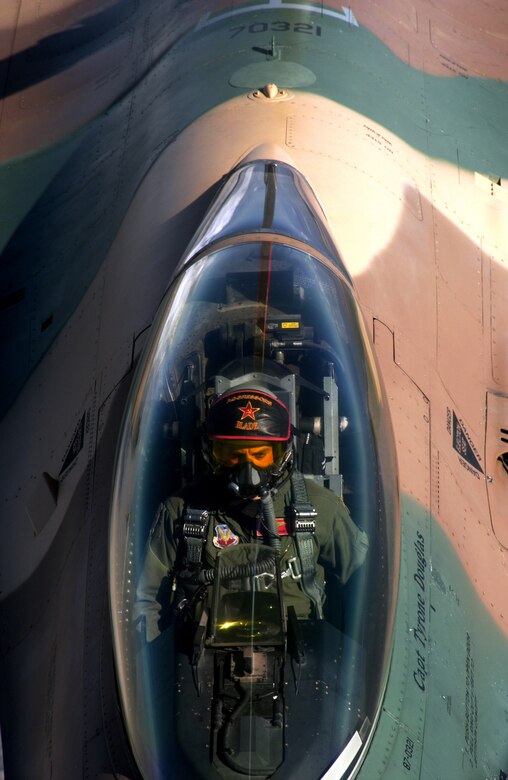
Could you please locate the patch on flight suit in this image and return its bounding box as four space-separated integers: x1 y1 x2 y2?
256 518 289 537
213 524 240 548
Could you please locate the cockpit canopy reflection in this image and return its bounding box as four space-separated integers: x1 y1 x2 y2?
110 159 399 780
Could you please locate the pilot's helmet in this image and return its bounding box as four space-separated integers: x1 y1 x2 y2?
205 387 293 498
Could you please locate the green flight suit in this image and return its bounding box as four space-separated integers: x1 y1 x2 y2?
135 476 368 642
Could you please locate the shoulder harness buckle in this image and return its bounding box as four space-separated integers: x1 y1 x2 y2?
182 508 209 564
291 504 317 534
290 473 324 619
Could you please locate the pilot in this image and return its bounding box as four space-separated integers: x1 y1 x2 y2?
134 386 369 643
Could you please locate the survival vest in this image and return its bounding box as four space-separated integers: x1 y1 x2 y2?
180 472 324 619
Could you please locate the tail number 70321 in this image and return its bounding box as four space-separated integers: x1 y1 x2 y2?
230 21 322 38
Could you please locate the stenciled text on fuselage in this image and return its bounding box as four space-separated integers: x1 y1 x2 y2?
412 530 428 692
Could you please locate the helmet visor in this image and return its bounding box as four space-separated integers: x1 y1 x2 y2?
212 440 286 470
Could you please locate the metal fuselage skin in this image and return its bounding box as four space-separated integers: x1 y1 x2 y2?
1 2 507 779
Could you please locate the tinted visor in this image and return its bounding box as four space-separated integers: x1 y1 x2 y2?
212 440 286 470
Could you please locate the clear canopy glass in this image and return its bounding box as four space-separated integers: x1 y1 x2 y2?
109 160 399 780
175 158 351 282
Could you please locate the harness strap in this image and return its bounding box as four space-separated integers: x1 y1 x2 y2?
290 472 324 620
182 508 209 564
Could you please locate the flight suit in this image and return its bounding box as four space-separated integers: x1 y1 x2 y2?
135 476 368 642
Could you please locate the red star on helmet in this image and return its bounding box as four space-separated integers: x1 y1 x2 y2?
239 401 260 420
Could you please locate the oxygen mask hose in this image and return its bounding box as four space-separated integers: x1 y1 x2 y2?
260 488 281 554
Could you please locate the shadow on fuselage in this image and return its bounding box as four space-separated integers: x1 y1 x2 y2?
0 0 137 99
0 366 141 779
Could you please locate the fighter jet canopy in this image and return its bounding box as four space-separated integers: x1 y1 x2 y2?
110 158 399 780
176 157 350 281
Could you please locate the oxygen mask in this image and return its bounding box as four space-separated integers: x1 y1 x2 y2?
212 440 285 498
